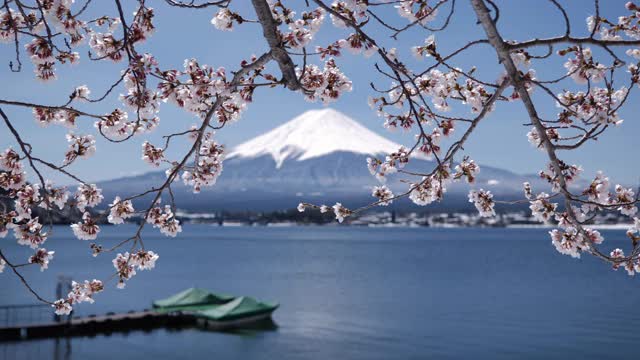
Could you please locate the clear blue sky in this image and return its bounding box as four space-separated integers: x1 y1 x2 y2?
0 0 637 186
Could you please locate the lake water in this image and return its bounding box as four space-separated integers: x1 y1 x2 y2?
2 225 640 359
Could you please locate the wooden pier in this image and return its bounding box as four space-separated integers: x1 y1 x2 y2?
0 309 197 341
0 304 277 341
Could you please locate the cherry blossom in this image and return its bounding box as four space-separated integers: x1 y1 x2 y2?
557 87 626 126
67 279 104 305
454 158 479 184
95 109 134 139
297 59 352 104
70 212 100 241
64 134 96 165
468 189 495 217
90 244 103 257
147 205 182 237
367 156 398 183
412 35 436 59
14 184 41 220
182 136 225 193
523 182 533 200
52 299 72 316
0 169 26 191
282 9 325 49
372 185 394 206
113 252 136 289
74 184 103 212
14 217 48 249
329 0 368 27
41 181 70 210
613 185 638 216
0 9 26 43
561 47 606 84
529 193 558 223
0 148 22 171
337 33 377 57
549 228 584 259
108 197 135 224
581 171 611 213
395 0 438 25
131 250 159 270
332 202 350 223
141 141 164 167
212 8 236 31
409 176 446 206
0 211 15 238
89 32 124 62
29 248 54 271
526 128 542 148
539 162 582 192
73 85 91 101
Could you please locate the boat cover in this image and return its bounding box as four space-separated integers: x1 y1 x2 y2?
153 288 235 311
194 296 279 321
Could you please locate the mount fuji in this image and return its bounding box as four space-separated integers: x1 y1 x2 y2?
99 108 535 211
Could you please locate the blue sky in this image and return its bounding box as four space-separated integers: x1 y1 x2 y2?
0 0 637 186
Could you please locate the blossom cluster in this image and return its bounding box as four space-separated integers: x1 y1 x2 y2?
70 212 100 241
297 59 353 104
587 3 640 41
538 161 582 192
33 107 79 129
53 279 104 315
523 169 640 272
64 134 96 165
560 47 606 84
119 54 161 132
557 87 626 127
181 133 225 193
329 1 368 28
108 197 135 224
468 189 496 218
112 250 159 289
372 185 394 206
315 33 377 59
157 57 260 123
112 253 136 289
1 1 155 81
0 149 60 274
147 205 182 237
395 0 439 25
141 141 165 167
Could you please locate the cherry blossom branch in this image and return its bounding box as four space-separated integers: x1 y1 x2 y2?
508 36 640 51
0 249 52 304
251 0 302 90
470 0 632 265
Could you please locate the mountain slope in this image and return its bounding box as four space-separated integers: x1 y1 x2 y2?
99 108 539 211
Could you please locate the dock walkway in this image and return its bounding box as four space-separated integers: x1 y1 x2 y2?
0 306 196 341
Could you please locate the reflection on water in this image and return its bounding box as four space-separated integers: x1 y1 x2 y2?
2 226 640 359
2 337 71 360
0 318 279 360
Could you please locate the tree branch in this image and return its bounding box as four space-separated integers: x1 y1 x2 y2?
250 0 301 90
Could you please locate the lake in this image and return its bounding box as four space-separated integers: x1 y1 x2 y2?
2 225 639 359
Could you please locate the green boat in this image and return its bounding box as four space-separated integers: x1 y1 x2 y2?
152 288 235 312
195 296 279 322
153 289 279 330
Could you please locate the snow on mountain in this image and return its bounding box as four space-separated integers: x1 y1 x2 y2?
227 108 401 168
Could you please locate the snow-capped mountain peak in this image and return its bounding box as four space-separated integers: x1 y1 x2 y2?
227 108 401 168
